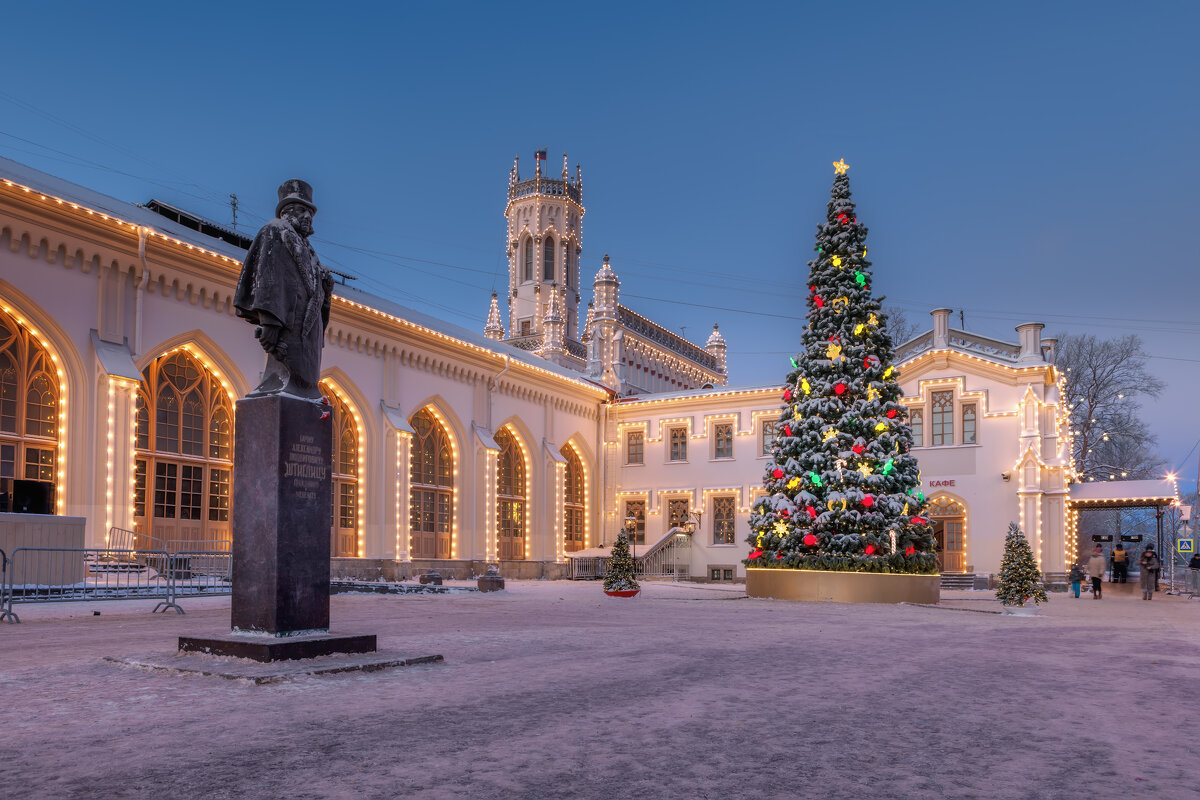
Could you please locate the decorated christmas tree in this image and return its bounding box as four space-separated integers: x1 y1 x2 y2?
995 522 1047 606
604 530 640 592
746 159 936 574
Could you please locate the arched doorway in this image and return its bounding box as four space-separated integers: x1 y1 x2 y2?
409 408 453 559
321 384 360 558
928 495 967 573
0 307 61 513
562 443 585 553
134 349 233 550
496 427 526 560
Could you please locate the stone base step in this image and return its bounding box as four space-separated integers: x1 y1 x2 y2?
940 573 978 590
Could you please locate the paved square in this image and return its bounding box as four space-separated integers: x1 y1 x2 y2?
1 581 1196 799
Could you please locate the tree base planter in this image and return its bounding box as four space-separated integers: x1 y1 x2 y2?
1001 604 1041 616
604 589 640 598
746 568 940 604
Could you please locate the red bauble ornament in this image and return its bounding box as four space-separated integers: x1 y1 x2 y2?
852 444 865 455
772 468 784 479
865 544 876 555
806 505 817 518
886 409 897 418
862 494 874 507
776 552 784 560
911 516 926 525
814 296 825 308
780 509 790 517
834 382 847 395
784 425 792 437
802 533 818 546
749 549 763 559
783 389 792 402
905 545 916 556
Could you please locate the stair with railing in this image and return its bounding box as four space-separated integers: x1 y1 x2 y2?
567 527 692 580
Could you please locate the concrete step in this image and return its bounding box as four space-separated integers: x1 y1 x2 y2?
940 573 978 590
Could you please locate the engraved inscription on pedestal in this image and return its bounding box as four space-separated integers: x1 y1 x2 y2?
285 435 326 502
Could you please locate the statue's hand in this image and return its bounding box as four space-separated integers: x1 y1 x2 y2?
256 323 283 354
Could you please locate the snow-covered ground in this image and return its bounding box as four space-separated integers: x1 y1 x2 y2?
1 580 1197 799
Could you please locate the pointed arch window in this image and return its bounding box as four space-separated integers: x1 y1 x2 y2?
0 309 60 512
562 444 585 552
496 427 526 560
543 236 555 281
522 236 534 282
322 383 359 558
133 350 232 550
409 408 453 560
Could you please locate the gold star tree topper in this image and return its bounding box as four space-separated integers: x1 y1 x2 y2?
833 158 849 175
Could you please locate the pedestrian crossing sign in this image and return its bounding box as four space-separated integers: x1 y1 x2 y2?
1179 538 1195 554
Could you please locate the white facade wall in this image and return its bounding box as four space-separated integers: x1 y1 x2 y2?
607 388 780 580
0 171 606 573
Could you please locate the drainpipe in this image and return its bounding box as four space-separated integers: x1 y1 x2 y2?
486 354 511 429
134 227 150 356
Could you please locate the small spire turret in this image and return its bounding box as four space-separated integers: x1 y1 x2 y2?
705 323 727 376
485 291 505 340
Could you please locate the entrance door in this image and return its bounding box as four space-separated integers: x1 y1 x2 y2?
928 496 967 573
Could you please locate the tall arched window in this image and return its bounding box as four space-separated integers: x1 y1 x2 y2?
542 236 555 281
322 383 359 558
0 308 59 513
562 443 585 552
134 350 232 549
409 408 453 560
496 427 526 560
566 244 576 289
522 236 534 282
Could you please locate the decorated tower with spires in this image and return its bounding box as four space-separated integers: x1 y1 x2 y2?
501 151 585 368
746 160 937 580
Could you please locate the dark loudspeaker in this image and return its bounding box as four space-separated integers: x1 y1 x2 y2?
12 480 53 515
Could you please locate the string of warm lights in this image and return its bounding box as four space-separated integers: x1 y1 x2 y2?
0 300 68 514
321 380 367 558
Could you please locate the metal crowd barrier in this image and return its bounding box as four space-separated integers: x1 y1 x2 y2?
0 542 232 624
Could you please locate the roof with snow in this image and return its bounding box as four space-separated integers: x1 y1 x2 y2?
1068 479 1179 509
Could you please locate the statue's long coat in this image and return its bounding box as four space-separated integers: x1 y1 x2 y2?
234 218 332 394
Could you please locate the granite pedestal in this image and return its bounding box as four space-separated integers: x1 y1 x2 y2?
179 394 376 662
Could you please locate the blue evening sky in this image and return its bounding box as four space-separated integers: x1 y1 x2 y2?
1 2 1197 478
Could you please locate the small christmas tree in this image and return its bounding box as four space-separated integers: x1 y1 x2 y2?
604 530 640 592
996 522 1048 606
745 159 936 574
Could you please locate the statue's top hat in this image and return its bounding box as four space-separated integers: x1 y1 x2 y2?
275 179 317 217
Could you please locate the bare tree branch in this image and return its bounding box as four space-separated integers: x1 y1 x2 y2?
1055 333 1164 480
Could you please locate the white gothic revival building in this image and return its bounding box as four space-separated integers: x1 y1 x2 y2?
0 152 1080 582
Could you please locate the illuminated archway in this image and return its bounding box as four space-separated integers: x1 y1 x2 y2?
561 441 586 553
0 305 63 514
927 494 969 573
134 348 233 549
409 407 454 559
320 380 362 558
496 426 529 560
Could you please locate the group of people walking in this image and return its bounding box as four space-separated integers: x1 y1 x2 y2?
1068 543 1163 600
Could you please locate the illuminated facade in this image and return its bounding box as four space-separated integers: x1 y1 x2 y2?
0 155 1069 581
606 309 1072 580
0 155 606 578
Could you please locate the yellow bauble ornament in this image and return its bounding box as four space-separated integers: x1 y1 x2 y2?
801 378 811 394
787 476 801 490
831 255 843 267
827 343 843 361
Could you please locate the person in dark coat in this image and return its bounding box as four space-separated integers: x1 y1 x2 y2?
1139 545 1161 600
234 179 333 400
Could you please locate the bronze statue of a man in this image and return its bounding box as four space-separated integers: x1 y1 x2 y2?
234 179 334 399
